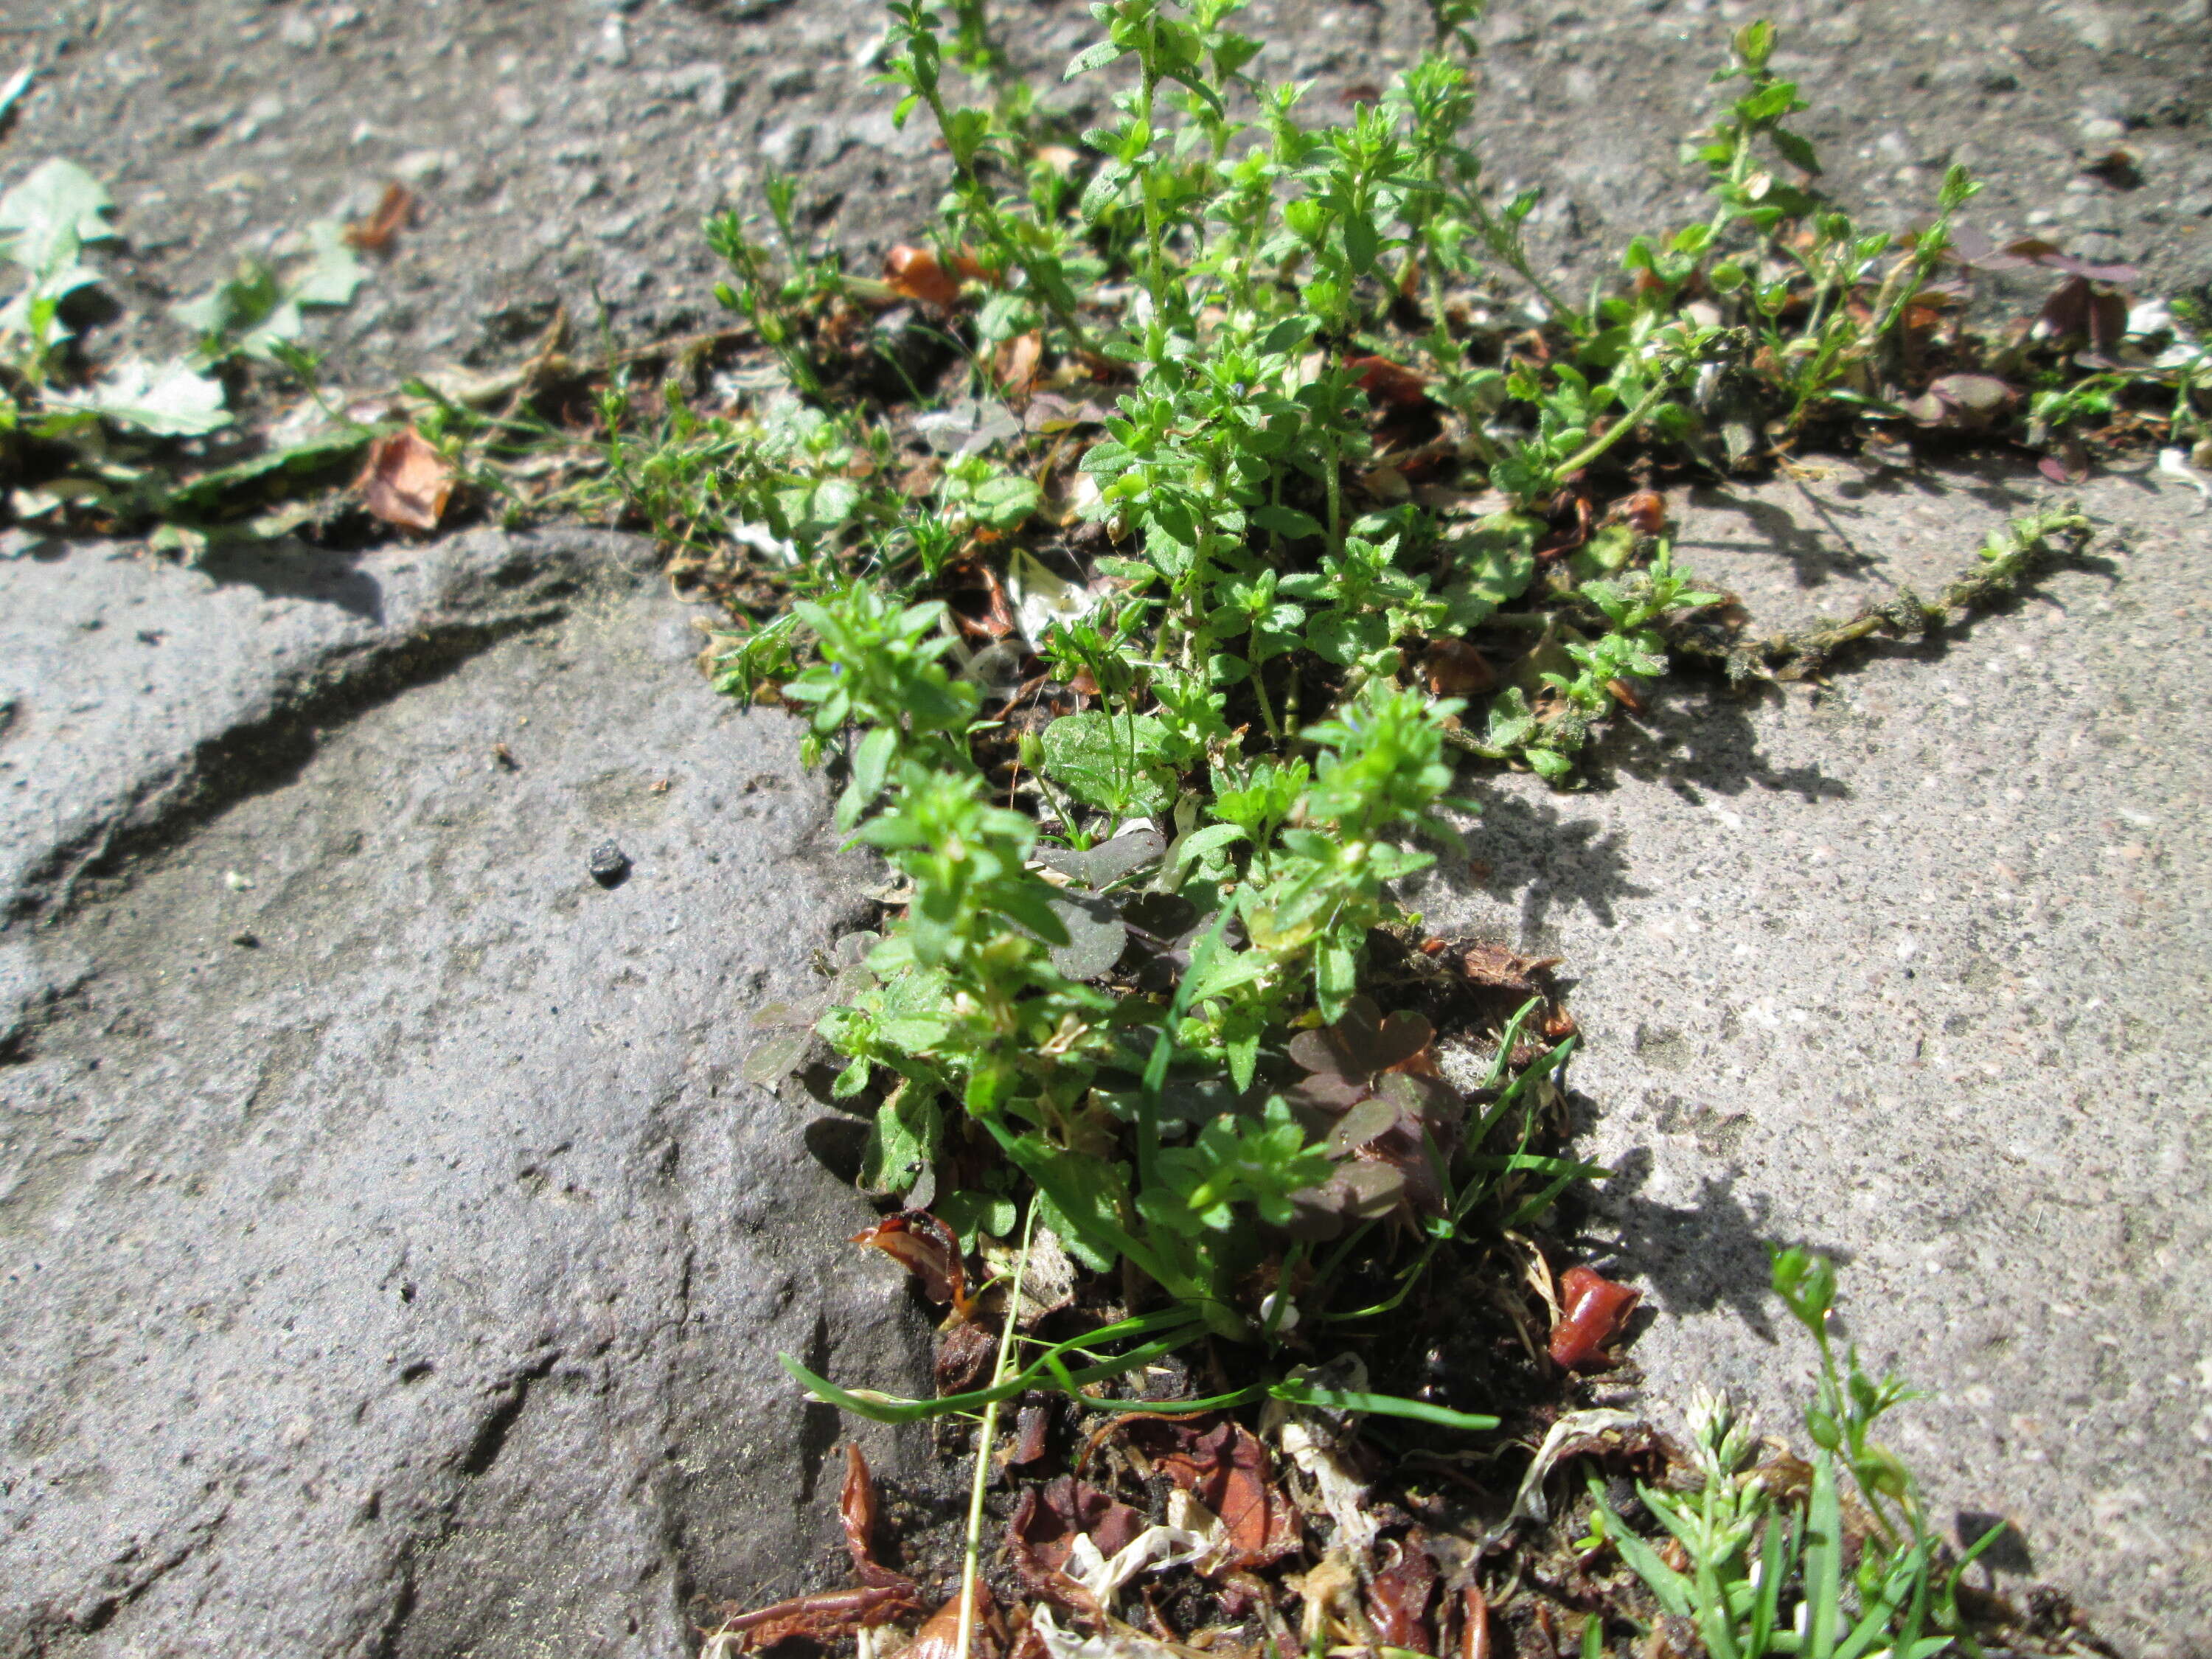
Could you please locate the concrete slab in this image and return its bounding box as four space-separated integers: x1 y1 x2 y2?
1413 462 2212 1655
0 543 932 1656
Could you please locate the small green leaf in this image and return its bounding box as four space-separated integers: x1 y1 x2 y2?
51 358 230 435
1039 710 1175 815
0 157 114 268
1065 40 1124 79
293 219 366 308
1253 502 1324 540
860 1088 942 1197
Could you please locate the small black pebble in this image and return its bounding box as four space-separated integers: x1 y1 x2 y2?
588 842 632 888
231 931 260 948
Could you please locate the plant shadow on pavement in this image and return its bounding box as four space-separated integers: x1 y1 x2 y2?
194 538 387 622
1444 782 1649 933
1592 1148 1854 1349
1688 488 1886 591
1599 681 1853 805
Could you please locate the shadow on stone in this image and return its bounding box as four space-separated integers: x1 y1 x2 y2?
1957 1510 2039 1577
1459 785 1650 936
196 538 388 622
1690 487 1883 591
1601 681 1854 807
1595 1149 1856 1346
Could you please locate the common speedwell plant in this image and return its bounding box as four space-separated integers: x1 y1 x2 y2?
684 0 2117 1422
616 23 2132 1643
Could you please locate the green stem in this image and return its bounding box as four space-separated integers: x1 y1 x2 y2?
956 1207 1035 1659
1553 372 1677 480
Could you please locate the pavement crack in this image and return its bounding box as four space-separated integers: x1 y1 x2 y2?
14 606 566 925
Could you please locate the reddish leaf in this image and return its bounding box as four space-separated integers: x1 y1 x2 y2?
1347 355 1432 408
1008 1403 1052 1467
942 555 1020 644
1123 1416 1300 1572
1550 1264 1641 1370
936 1318 999 1394
1462 1583 1492 1659
1006 1478 1139 1616
852 1211 973 1317
2039 440 2090 485
1011 1475 1144 1571
708 1584 920 1650
1442 941 1563 996
839 1443 918 1591
840 1442 879 1571
355 428 453 531
1615 488 1669 536
905 1593 1004 1659
886 245 962 308
1369 1535 1438 1650
344 182 416 253
1422 638 1495 698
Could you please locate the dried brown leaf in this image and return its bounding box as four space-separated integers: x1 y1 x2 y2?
853 1211 973 1317
886 245 961 308
344 182 416 253
1368 1534 1438 1652
355 428 453 531
1121 1417 1300 1573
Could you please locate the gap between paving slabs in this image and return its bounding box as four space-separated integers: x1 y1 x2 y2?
10 4 2204 1655
653 10 2193 1659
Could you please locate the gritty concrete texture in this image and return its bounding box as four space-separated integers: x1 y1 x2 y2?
0 543 933 1656
0 526 651 927
1412 463 2212 1655
2 0 2205 383
4 0 2211 1651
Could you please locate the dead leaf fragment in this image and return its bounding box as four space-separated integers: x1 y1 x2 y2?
1346 355 1430 407
706 1585 919 1652
1368 1533 1438 1652
852 1211 974 1318
886 244 961 308
1548 1265 1641 1369
1422 638 1495 698
344 181 416 252
355 428 453 531
840 1443 919 1591
903 1593 1006 1659
1439 940 1563 998
1121 1416 1300 1572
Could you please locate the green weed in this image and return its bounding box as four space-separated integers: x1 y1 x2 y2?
0 156 378 539
671 6 2150 1481
1577 1251 2014 1659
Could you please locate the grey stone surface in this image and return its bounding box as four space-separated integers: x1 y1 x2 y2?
0 541 931 1656
3 0 2203 383
1412 463 2212 1656
0 527 655 923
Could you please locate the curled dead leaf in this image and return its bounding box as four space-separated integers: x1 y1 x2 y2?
1368 1533 1438 1652
1346 355 1431 408
344 181 416 253
1615 488 1669 536
706 1584 919 1652
1120 1416 1300 1573
852 1211 975 1318
839 1443 919 1592
886 244 961 308
1422 638 1495 698
1549 1264 1640 1369
997 330 1044 395
355 428 454 531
